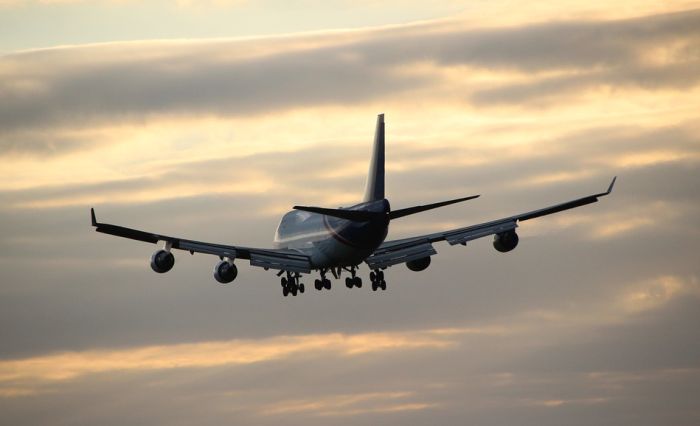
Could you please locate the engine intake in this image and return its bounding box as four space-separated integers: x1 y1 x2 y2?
214 260 238 284
406 256 431 272
493 230 519 253
150 249 175 273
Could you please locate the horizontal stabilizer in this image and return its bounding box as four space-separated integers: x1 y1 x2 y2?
389 195 480 219
292 206 383 222
294 194 480 222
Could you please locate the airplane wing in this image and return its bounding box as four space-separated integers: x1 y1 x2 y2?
90 209 312 273
365 177 617 270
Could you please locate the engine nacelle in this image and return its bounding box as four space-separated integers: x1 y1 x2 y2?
493 230 519 253
150 249 175 273
406 256 431 272
214 260 238 284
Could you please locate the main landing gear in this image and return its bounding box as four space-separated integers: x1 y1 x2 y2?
345 266 362 289
280 268 386 296
314 269 332 291
281 271 304 297
370 269 386 291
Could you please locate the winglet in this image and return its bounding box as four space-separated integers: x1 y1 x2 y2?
606 176 617 195
91 207 97 226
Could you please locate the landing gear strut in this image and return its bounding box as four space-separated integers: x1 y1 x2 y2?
345 266 362 289
314 269 331 291
370 269 386 291
281 272 304 297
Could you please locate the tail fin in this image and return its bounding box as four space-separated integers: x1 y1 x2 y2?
363 114 385 202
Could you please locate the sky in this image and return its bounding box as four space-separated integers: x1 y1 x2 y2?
1 1 699 424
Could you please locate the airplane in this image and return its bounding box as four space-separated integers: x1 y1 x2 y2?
91 114 616 297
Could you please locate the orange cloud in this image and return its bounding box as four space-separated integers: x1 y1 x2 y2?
0 327 498 396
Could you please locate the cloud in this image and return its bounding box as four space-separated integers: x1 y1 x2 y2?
471 60 700 105
0 327 486 396
1 6 699 426
2 118 697 211
2 8 700 153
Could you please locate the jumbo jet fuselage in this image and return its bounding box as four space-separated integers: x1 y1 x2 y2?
273 199 390 268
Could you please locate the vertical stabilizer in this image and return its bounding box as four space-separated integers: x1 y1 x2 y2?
363 114 385 202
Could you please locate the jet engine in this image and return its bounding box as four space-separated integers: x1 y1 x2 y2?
493 230 519 253
406 256 431 272
214 260 238 284
150 249 175 273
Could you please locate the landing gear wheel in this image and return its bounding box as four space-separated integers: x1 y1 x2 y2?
283 286 289 297
354 277 362 288
371 282 378 291
291 285 298 296
370 271 376 282
323 279 331 290
345 277 352 289
299 283 305 293
315 279 322 291
281 277 287 287
380 280 386 291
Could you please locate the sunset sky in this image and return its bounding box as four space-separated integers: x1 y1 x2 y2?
1 1 699 424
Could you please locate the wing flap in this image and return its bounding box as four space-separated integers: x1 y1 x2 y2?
178 240 239 258
249 250 312 273
365 241 437 269
444 220 517 246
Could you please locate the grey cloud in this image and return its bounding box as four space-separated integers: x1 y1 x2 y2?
1 297 699 426
517 296 700 374
2 9 700 426
471 60 700 105
0 40 428 136
2 9 700 151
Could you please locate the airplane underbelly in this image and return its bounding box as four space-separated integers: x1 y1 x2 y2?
309 237 374 268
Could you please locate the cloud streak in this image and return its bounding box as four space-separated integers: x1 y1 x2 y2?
0 327 491 397
1 9 699 149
